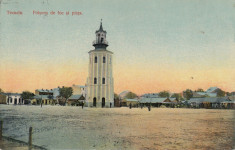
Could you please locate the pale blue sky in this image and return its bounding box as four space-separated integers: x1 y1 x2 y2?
1 0 235 93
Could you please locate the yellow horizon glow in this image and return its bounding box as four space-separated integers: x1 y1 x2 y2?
0 62 234 95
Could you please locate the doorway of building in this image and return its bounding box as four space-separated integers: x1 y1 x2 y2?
102 98 105 108
93 97 96 107
14 98 17 104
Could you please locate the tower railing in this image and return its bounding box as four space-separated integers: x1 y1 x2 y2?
92 40 109 45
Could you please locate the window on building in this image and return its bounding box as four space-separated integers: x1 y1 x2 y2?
95 56 97 63
102 78 105 84
103 56 106 63
94 78 97 84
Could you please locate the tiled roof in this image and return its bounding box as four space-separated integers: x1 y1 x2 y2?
206 87 219 93
188 97 229 103
141 93 159 98
36 89 53 93
139 98 171 103
125 99 139 102
3 93 21 96
68 95 83 100
119 90 130 98
195 92 217 97
34 95 52 100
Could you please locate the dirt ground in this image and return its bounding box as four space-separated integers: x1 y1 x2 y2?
90 108 235 150
0 105 234 150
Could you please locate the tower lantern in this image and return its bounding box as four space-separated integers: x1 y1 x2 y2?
93 19 109 50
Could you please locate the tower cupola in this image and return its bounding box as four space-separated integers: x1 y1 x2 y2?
93 19 108 49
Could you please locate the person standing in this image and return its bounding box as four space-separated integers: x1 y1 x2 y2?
148 104 151 111
82 102 84 109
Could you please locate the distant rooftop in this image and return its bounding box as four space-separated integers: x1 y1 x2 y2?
141 93 159 98
36 89 53 93
72 85 85 88
2 93 21 96
206 87 219 93
119 90 130 98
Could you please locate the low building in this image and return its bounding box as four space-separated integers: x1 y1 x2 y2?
0 93 7 104
188 97 230 109
35 89 53 96
139 97 172 107
72 85 86 96
4 93 23 105
34 88 60 105
169 98 180 106
121 99 139 107
221 100 235 109
32 95 55 105
67 94 85 106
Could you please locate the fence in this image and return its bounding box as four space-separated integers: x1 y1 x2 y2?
0 120 47 150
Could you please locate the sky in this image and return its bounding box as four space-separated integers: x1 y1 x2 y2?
0 0 235 95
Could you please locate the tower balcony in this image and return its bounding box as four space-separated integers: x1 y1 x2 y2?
92 40 109 46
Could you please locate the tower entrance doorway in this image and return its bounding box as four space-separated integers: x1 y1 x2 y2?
102 98 105 108
93 97 97 107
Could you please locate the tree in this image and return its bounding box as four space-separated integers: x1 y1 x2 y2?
0 88 4 93
226 92 232 96
114 93 119 100
159 91 170 98
124 92 137 99
171 93 182 100
195 88 204 92
185 89 193 100
59 87 73 105
21 91 35 100
217 89 225 97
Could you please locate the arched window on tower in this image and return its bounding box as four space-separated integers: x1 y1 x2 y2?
102 78 105 84
94 78 97 84
103 56 106 63
95 56 97 63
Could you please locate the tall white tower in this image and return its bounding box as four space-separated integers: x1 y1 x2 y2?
86 21 114 107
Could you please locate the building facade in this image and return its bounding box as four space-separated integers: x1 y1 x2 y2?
72 84 86 97
86 21 114 107
5 93 23 105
